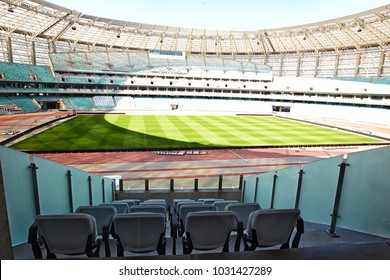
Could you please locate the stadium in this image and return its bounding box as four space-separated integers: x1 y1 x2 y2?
0 0 389 262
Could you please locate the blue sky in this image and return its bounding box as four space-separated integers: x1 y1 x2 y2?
47 0 390 30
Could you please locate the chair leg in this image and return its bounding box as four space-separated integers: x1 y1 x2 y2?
116 240 124 257
157 233 166 255
182 234 193 254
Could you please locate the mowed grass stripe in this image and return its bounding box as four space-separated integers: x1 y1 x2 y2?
10 115 383 151
193 116 253 146
182 116 237 146
169 116 208 146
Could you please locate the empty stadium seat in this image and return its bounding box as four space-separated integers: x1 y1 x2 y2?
112 213 166 256
213 200 239 211
75 205 117 257
243 208 304 250
100 202 129 213
225 202 261 230
182 211 243 254
28 213 101 259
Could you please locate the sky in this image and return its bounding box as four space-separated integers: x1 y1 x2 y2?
46 0 390 30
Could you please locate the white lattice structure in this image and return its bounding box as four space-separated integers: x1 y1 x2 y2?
1 0 390 78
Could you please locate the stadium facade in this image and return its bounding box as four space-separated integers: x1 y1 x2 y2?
0 0 390 123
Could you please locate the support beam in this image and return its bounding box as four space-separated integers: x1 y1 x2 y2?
0 161 13 259
377 50 385 78
6 37 13 63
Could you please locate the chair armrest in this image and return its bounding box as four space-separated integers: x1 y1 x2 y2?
170 210 179 255
292 216 304 248
28 222 42 259
233 212 244 252
102 224 111 257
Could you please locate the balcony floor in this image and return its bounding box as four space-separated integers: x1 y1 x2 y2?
12 221 390 260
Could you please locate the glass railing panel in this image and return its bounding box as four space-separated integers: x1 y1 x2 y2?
338 146 390 237
273 165 301 209
242 175 257 202
0 146 35 245
298 155 343 224
103 177 114 202
256 171 276 208
89 173 105 204
123 179 145 191
197 176 220 189
68 166 90 210
32 156 70 214
148 178 170 190
172 178 196 190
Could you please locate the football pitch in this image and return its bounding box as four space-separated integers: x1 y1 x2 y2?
11 114 383 151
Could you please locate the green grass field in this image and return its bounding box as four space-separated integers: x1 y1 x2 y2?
11 115 383 151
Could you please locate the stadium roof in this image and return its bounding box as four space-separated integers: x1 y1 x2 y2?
1 0 390 54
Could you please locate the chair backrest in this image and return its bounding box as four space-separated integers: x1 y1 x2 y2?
185 211 237 251
112 213 166 254
75 205 117 235
129 204 166 216
173 199 193 210
202 198 224 205
179 204 214 228
100 202 129 213
213 200 239 211
247 208 301 247
141 199 166 206
225 202 261 229
113 200 136 208
176 201 202 217
35 213 98 256
120 199 140 205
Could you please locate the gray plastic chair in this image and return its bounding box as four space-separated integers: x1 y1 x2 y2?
213 200 239 211
173 199 194 210
182 211 243 254
29 213 101 259
75 205 117 257
129 204 166 217
225 202 261 230
112 212 166 256
178 204 214 236
100 202 129 213
244 208 304 250
176 201 202 216
201 198 224 205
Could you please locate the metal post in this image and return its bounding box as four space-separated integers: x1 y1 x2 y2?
241 180 246 202
295 168 305 209
112 181 116 201
238 175 244 190
30 163 40 215
270 172 278 209
253 177 259 203
145 179 149 192
326 160 348 237
218 175 223 190
170 178 175 192
119 178 123 192
66 170 73 212
88 175 93 206
101 178 105 203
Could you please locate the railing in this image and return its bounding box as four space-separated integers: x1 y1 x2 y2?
1 144 390 247
242 146 390 239
0 146 114 246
